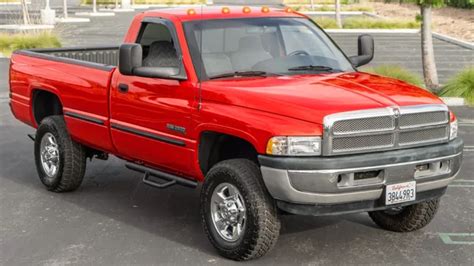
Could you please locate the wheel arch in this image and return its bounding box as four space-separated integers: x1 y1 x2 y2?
198 130 260 176
31 89 64 126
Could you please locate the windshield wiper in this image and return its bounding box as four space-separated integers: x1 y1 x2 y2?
209 71 279 80
288 65 336 72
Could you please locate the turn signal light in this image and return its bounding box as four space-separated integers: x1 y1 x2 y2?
284 7 293 13
261 6 270 13
187 9 196 15
222 7 231 14
243 7 251 13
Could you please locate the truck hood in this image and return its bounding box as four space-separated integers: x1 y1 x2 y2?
201 72 444 124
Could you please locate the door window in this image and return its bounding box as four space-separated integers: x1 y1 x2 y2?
137 22 180 69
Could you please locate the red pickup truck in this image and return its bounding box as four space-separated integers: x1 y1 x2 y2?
9 6 463 261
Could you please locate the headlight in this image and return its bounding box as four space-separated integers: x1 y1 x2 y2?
449 112 458 140
266 136 321 156
449 119 458 140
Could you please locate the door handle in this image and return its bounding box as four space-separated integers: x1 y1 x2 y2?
118 83 129 93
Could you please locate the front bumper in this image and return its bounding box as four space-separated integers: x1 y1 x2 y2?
258 138 463 215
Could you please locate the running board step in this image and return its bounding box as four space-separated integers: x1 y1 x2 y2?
125 163 197 189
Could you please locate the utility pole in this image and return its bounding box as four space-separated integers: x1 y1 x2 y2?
63 0 68 19
20 0 30 25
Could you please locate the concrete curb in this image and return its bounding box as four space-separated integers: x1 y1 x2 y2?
441 97 465 106
0 1 30 5
433 32 474 50
301 11 365 16
131 4 207 8
75 12 115 17
99 8 136 13
0 24 55 31
55 17 91 23
325 29 419 34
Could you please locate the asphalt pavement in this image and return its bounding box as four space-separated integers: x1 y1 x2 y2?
0 55 473 265
1 9 473 265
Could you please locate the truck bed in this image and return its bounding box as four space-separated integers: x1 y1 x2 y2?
9 46 119 153
15 46 119 70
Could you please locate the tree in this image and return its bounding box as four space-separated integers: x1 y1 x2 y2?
418 0 442 91
335 0 342 28
20 0 30 25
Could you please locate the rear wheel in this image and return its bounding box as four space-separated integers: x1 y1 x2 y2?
200 159 280 261
34 116 87 192
368 199 440 232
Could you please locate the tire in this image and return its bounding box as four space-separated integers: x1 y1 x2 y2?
200 159 281 261
368 199 440 232
34 115 87 192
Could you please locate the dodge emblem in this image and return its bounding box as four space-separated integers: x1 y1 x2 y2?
392 107 401 118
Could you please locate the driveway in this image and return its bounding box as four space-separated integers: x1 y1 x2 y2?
0 9 473 265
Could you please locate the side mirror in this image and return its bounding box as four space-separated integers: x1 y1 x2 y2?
119 43 142 75
349 34 374 67
119 43 186 80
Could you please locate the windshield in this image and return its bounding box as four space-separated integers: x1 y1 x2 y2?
183 17 354 80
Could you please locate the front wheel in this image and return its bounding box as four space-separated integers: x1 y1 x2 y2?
368 199 440 232
200 159 280 261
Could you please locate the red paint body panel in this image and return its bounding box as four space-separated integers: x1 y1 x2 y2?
8 8 448 182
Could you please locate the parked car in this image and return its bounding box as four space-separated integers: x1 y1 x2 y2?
9 6 463 261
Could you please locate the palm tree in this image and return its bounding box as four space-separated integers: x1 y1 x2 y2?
419 1 440 91
335 0 342 28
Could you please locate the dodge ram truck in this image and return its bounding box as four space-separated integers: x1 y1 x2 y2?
9 6 463 261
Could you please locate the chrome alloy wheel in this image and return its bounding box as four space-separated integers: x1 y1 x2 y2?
40 133 60 178
210 183 247 242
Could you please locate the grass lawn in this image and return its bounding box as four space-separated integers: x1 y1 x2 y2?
314 17 420 29
0 32 61 56
293 5 373 12
363 65 424 88
81 0 205 4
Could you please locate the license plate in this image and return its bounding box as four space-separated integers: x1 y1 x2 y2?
385 181 416 205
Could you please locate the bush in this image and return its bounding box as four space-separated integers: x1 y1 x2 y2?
440 68 474 105
343 17 420 29
313 17 420 29
313 17 339 29
0 32 61 56
363 65 424 87
446 0 474 9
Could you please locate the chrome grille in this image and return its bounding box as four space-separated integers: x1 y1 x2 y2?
399 126 449 146
323 104 450 155
332 133 394 152
332 116 394 135
399 111 448 129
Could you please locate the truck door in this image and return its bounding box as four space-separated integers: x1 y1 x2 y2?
110 18 197 177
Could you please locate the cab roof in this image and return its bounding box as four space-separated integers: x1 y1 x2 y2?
142 6 305 22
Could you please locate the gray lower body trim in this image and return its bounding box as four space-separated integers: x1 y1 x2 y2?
260 139 463 205
111 123 186 147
